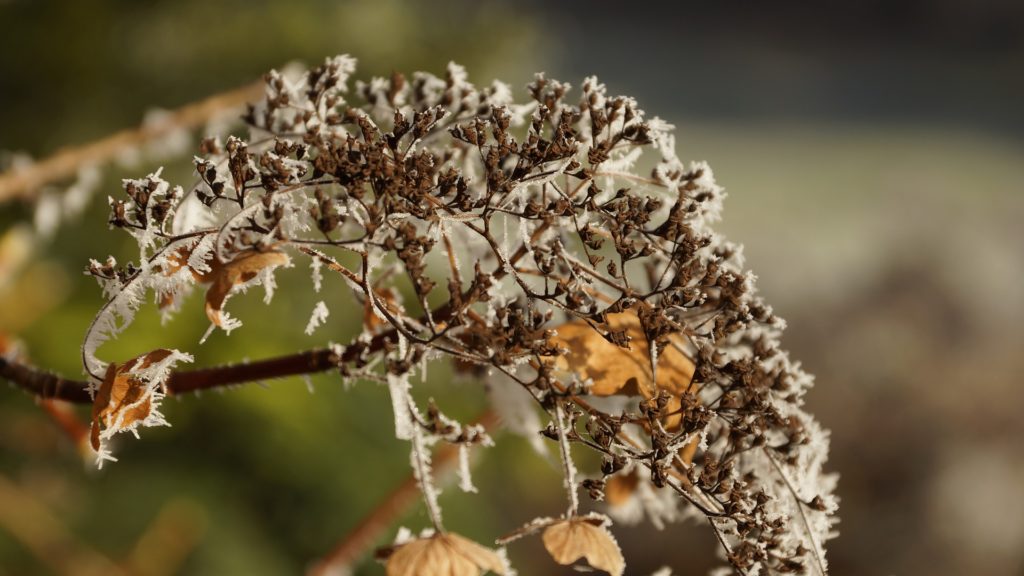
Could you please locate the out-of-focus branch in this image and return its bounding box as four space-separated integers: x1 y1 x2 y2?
0 81 263 204
0 474 129 576
0 292 437 402
124 499 207 576
40 399 91 456
308 409 500 576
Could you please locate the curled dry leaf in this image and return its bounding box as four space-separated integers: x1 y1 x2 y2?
386 532 507 576
155 244 222 309
204 249 289 327
90 349 177 452
550 310 695 397
160 244 221 283
541 517 625 576
549 310 696 431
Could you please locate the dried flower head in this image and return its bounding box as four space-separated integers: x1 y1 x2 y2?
2 54 838 574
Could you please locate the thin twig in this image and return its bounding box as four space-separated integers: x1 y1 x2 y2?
553 401 579 517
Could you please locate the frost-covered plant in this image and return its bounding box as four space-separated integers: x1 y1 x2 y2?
1 55 837 575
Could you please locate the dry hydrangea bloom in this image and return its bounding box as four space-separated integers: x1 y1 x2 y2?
2 54 837 574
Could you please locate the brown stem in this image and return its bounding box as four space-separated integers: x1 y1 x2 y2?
165 348 340 396
1 356 92 403
4 340 377 404
0 81 264 203
2 296 455 403
307 409 499 576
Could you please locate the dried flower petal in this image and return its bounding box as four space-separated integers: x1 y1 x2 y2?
386 532 507 576
541 517 625 576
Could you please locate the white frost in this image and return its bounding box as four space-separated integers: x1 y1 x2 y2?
305 301 330 335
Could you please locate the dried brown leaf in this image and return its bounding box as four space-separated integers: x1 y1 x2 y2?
386 532 507 576
550 311 694 396
549 310 696 430
155 245 222 310
541 518 625 576
90 349 175 451
204 249 289 327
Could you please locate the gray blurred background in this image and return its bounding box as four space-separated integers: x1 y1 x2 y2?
1 1 1022 574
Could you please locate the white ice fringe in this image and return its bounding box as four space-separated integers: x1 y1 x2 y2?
305 301 330 335
387 372 415 441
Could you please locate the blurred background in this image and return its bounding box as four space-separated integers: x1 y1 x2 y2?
1 0 1022 574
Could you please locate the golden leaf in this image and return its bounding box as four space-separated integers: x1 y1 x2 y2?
90 349 175 451
541 518 625 576
204 249 289 327
548 310 696 430
386 532 507 576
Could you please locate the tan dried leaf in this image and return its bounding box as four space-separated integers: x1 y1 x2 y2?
541 518 625 576
90 349 175 451
386 532 507 576
549 310 696 430
155 244 222 310
204 249 289 327
159 245 221 283
550 311 694 396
